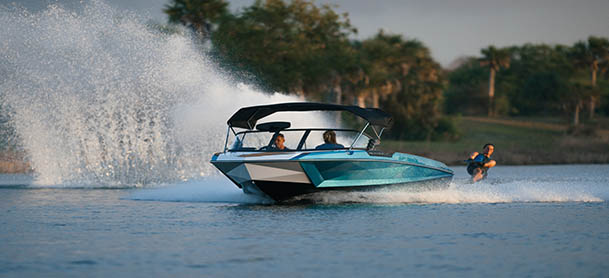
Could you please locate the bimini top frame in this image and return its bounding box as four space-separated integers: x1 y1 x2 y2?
222 102 393 152
227 102 393 130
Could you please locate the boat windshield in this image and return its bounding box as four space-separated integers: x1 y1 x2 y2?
228 129 372 152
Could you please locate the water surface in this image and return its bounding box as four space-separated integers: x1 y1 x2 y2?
1 165 609 277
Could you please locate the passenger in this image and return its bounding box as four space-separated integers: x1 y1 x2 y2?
273 133 289 151
466 143 497 183
315 130 345 150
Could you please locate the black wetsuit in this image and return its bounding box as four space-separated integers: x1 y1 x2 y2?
467 154 491 178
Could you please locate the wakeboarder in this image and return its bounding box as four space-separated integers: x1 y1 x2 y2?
466 143 496 182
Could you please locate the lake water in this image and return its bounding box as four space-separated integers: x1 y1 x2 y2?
1 164 609 277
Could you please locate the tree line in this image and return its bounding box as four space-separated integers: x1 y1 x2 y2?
446 37 609 126
164 0 609 140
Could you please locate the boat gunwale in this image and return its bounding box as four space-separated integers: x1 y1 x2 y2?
211 155 455 175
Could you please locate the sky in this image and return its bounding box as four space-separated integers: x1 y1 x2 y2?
5 0 609 66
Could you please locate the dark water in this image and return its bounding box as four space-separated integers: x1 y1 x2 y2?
1 165 609 277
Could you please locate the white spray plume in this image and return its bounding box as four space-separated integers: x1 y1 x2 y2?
0 1 330 186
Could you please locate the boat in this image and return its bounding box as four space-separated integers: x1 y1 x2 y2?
210 102 454 201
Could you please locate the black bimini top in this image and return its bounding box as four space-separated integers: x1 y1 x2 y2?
227 102 393 129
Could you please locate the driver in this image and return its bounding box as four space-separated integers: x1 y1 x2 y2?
273 133 289 151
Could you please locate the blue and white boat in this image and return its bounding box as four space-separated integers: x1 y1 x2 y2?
211 102 453 201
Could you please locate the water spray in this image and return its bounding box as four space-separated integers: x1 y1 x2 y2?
0 1 328 186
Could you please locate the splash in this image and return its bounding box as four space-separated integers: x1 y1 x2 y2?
127 176 270 204
296 178 606 204
293 165 609 204
0 1 329 186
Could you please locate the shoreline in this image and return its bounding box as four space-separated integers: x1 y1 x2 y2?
403 148 609 167
1 155 608 174
383 116 609 167
2 116 607 174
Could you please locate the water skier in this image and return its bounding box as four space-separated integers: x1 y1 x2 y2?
466 143 496 182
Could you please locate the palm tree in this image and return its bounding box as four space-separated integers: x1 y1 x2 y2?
164 0 228 39
480 46 510 117
570 36 609 119
568 82 584 126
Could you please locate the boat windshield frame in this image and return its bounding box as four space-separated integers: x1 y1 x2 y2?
223 127 377 152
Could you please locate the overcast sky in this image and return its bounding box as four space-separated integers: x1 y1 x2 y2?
6 0 609 66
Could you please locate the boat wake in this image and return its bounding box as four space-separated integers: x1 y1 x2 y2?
289 177 606 204
127 167 609 205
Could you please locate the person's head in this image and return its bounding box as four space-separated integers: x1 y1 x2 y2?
275 133 286 149
323 130 337 144
483 143 495 156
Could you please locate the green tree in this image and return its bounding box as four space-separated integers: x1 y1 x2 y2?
355 32 446 140
211 0 356 98
164 0 228 38
558 81 596 126
500 44 573 116
353 32 407 108
168 0 451 139
569 36 609 119
444 57 488 115
447 40 609 124
480 46 510 117
598 80 609 116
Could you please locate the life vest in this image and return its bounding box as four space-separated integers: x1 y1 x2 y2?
466 154 490 175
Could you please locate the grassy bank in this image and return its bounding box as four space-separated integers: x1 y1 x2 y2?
382 116 609 166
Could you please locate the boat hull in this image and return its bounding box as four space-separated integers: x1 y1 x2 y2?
211 150 454 202
242 177 452 202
